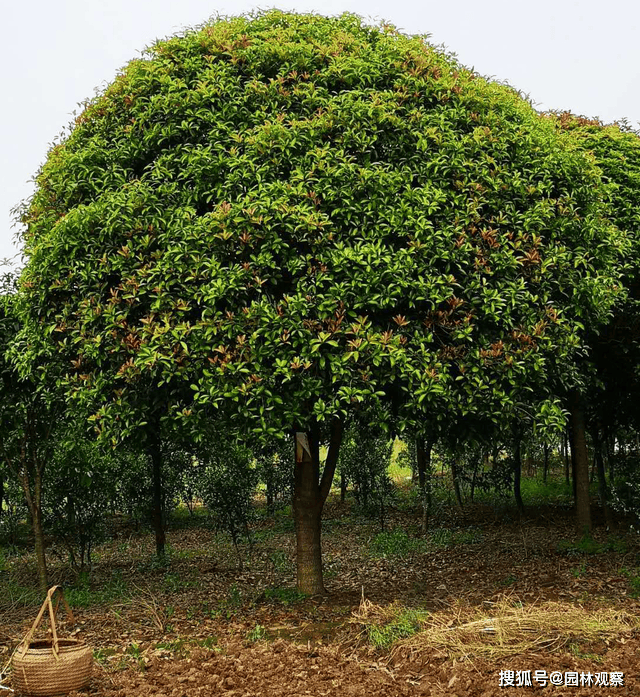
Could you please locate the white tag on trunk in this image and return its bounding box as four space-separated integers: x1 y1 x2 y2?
295 432 311 462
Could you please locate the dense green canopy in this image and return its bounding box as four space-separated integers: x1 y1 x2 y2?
551 113 640 432
17 11 624 441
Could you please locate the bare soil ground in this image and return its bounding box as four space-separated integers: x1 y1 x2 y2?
2 493 640 696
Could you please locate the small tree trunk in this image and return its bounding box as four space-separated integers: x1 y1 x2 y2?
513 437 525 517
293 420 343 595
340 471 347 502
21 469 48 594
563 431 570 486
265 465 275 516
451 458 464 512
32 508 48 594
593 428 614 529
470 456 479 503
607 432 615 483
543 443 549 484
0 468 4 523
416 438 434 535
569 393 592 534
148 433 166 559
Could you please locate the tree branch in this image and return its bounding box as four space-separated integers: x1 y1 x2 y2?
319 418 344 506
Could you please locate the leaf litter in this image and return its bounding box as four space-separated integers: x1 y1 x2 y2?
1 497 640 696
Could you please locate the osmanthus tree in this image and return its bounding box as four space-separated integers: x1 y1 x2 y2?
551 113 640 528
16 11 626 594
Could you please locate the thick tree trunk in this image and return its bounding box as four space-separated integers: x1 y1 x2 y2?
416 438 434 535
148 433 166 559
293 419 343 595
513 437 524 517
569 393 592 534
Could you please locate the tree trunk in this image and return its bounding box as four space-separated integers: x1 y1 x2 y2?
340 471 346 502
569 393 592 534
265 465 275 517
293 419 343 595
568 424 578 501
543 443 549 484
513 437 524 517
32 508 48 594
470 455 479 503
416 438 434 535
148 433 166 559
20 469 48 594
451 458 464 512
563 431 570 486
0 468 3 523
607 432 615 483
593 428 614 529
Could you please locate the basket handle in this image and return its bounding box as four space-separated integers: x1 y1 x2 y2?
19 586 75 659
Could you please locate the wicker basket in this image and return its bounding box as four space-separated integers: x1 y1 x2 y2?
11 586 93 697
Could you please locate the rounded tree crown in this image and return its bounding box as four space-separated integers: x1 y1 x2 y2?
18 11 625 438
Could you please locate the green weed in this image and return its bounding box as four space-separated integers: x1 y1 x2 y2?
520 477 573 506
366 608 427 649
93 646 118 667
156 638 188 657
571 562 588 578
620 567 640 597
558 535 628 556
65 570 129 608
369 529 427 559
227 584 242 608
246 623 267 643
196 636 218 649
262 587 307 605
568 642 604 662
428 527 483 547
268 550 292 573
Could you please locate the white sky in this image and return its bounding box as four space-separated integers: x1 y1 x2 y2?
3 0 639 268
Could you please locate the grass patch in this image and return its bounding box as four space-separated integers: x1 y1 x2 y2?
427 527 483 547
369 529 427 559
353 599 428 649
268 550 293 573
262 587 307 605
369 527 482 560
558 534 628 556
520 477 573 506
65 570 129 608
0 580 41 610
620 567 640 597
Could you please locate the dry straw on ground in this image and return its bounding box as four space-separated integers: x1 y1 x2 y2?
353 594 639 659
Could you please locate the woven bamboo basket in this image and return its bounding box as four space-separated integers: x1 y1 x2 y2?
11 586 93 697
